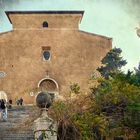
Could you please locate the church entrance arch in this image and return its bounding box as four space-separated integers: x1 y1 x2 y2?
38 77 59 100
0 91 8 102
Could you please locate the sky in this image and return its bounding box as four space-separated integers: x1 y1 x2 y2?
0 0 140 71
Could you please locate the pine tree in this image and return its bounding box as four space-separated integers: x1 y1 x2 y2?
134 62 140 86
97 48 127 78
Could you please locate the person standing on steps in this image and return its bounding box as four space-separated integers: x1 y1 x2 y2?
19 98 23 106
8 99 12 109
16 99 20 106
0 100 2 120
1 99 7 121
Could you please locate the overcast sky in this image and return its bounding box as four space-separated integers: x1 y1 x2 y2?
0 0 140 71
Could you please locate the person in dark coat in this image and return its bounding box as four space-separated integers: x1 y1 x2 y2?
9 99 12 109
0 100 2 119
19 98 23 106
1 99 7 121
1 99 6 110
0 100 2 109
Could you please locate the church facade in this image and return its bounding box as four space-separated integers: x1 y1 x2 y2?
0 11 112 103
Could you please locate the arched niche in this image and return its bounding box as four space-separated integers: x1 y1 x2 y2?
38 77 59 100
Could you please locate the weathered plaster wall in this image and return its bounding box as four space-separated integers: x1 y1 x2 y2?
0 12 112 103
7 12 83 29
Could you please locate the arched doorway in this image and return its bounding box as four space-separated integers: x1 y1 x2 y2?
0 91 8 102
38 77 59 100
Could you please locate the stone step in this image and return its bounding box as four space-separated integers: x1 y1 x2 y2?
0 106 40 127
0 130 34 140
0 105 40 139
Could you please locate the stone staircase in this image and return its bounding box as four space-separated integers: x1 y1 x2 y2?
0 105 40 140
0 129 34 140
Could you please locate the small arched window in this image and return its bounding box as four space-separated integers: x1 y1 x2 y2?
43 21 48 28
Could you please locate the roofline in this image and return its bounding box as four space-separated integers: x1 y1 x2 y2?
79 30 112 40
0 30 13 35
5 10 84 24
5 10 84 15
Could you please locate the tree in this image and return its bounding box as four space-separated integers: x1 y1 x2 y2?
97 48 127 79
49 90 108 140
134 62 140 86
90 71 140 138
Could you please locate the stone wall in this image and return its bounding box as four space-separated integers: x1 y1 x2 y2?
0 11 112 103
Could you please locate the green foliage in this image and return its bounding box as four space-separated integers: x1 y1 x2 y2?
90 70 140 138
97 48 127 79
93 72 140 104
72 112 108 140
49 94 108 140
70 83 80 94
131 133 140 140
133 62 140 86
124 103 140 132
48 58 140 139
35 130 48 140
